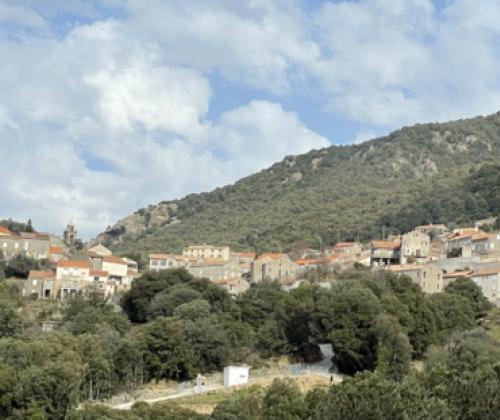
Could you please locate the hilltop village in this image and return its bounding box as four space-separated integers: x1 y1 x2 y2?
2 218 500 307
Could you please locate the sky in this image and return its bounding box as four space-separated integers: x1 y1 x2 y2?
2 0 500 240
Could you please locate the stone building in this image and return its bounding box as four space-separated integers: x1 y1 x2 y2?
148 253 197 270
401 230 431 263
470 269 500 306
388 264 444 294
447 228 490 258
251 253 297 283
1 227 51 260
188 257 242 282
370 240 401 266
23 270 56 299
182 245 231 261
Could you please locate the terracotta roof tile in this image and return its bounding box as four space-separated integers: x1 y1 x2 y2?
470 269 500 277
371 240 401 250
388 264 427 272
0 226 13 236
28 270 55 279
256 253 288 261
334 242 356 248
443 270 473 279
102 255 127 265
49 246 64 254
90 270 109 277
235 252 257 258
57 260 90 269
149 253 173 259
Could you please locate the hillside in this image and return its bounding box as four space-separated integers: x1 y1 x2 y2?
96 112 500 255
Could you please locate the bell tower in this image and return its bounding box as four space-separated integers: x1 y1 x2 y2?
63 222 77 246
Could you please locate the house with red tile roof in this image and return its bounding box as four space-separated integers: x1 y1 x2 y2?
447 228 490 258
331 242 363 256
148 253 197 270
370 240 401 266
24 270 56 299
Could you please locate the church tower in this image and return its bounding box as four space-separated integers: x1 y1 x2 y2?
63 223 77 246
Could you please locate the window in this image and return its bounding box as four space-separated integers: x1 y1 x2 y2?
32 280 37 286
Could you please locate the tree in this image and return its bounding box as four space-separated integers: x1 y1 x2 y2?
142 317 196 382
22 362 81 420
147 286 202 319
444 277 492 318
318 285 382 374
25 219 34 233
185 316 231 371
173 299 211 321
429 292 475 342
0 299 23 337
424 329 500 419
4 254 40 278
212 386 264 420
375 315 411 381
121 269 194 322
383 274 439 357
261 379 305 420
256 319 290 358
0 251 5 281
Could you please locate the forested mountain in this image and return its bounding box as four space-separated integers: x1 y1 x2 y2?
96 112 500 254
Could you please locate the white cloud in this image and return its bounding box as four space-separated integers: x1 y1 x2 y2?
85 65 210 135
122 0 320 93
312 0 500 127
3 0 500 239
0 1 47 29
0 11 328 238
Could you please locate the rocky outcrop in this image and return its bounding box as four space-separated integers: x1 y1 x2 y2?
94 203 178 245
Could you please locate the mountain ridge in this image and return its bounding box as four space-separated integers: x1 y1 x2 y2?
95 112 500 254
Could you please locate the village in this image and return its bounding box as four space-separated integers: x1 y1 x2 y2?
1 218 500 308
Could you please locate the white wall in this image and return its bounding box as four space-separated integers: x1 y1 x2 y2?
223 366 249 387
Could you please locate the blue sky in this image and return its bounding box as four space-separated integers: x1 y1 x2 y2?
2 0 500 239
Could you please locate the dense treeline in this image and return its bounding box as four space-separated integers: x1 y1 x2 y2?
74 329 500 419
0 268 495 418
381 163 500 233
100 112 500 254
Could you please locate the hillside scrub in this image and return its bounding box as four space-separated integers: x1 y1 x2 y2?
97 112 500 254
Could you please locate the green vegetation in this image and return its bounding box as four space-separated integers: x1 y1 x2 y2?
0 218 35 234
97 112 500 254
2 254 51 279
75 329 500 420
0 267 496 418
